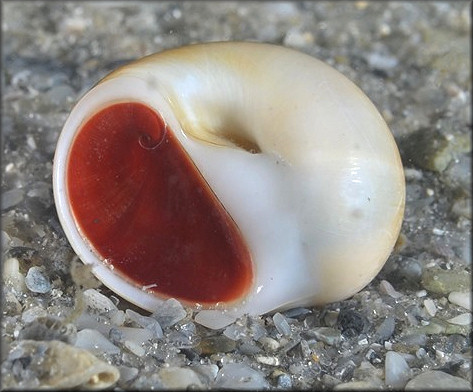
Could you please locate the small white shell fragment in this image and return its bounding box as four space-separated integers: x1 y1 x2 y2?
384 351 411 389
448 291 472 311
75 328 120 355
6 339 119 390
423 298 437 317
158 367 203 389
446 313 472 325
2 257 26 292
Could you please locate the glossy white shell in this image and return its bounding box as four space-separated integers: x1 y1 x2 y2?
54 42 405 328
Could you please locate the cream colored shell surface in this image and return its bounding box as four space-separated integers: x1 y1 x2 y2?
54 42 405 323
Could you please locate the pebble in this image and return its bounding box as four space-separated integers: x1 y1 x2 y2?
384 351 411 389
258 336 280 352
423 298 437 316
366 51 399 70
199 335 237 355
116 326 153 346
405 370 472 390
214 363 269 389
118 366 139 383
447 312 472 325
421 268 470 294
3 257 26 292
125 309 163 338
159 367 202 389
151 298 187 328
374 316 395 342
109 310 125 326
379 280 403 298
2 189 24 210
273 312 291 336
311 327 342 346
337 309 368 337
3 339 119 389
276 373 292 388
406 317 470 336
223 323 247 341
123 340 145 357
334 379 384 390
75 312 113 336
83 288 118 314
18 316 77 344
448 291 472 311
256 355 280 366
194 310 237 330
190 364 219 384
75 328 120 355
25 266 51 293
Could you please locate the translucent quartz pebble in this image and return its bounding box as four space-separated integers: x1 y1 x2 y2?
311 327 342 346
75 312 113 336
423 298 437 316
21 306 48 323
83 288 119 314
214 363 269 389
118 366 139 383
190 364 219 384
75 328 120 355
223 323 247 341
405 370 472 390
150 298 187 328
447 313 472 325
448 291 472 311
115 326 154 346
379 280 403 298
158 367 203 389
273 312 291 336
2 189 24 210
374 316 395 342
125 309 163 338
25 266 51 293
384 351 411 389
4 339 119 389
194 310 237 330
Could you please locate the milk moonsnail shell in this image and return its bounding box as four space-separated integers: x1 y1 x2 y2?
53 42 405 328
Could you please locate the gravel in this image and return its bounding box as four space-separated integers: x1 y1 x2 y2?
2 1 471 390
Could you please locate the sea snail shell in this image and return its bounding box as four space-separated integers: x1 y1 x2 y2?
53 42 405 327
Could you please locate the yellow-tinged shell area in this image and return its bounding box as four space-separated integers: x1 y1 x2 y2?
54 42 405 326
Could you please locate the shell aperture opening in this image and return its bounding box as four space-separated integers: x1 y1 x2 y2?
66 102 253 305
